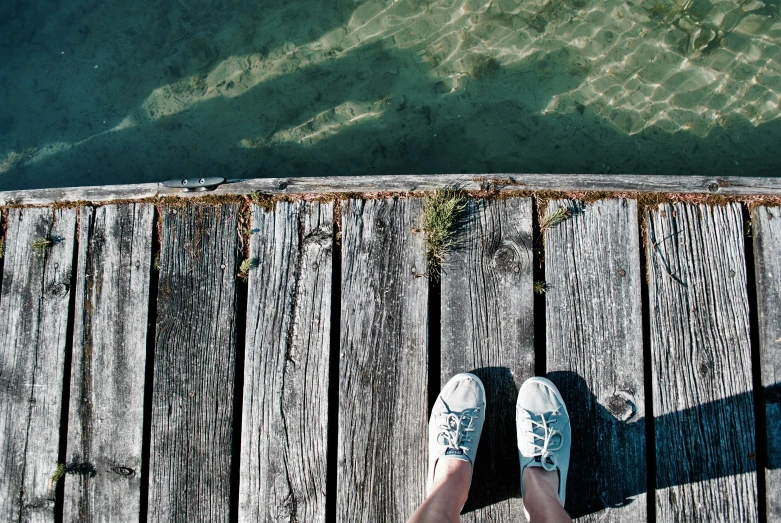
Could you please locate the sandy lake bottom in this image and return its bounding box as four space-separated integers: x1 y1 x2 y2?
1 0 781 190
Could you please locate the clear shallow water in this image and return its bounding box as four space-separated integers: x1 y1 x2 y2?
1 0 780 190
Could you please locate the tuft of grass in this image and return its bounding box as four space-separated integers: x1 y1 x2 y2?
0 238 5 259
237 258 258 280
540 207 572 231
50 463 65 488
249 192 276 212
422 188 466 275
153 253 161 271
32 237 53 251
534 281 549 295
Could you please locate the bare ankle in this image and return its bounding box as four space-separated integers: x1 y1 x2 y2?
523 467 560 502
427 459 471 505
523 467 571 522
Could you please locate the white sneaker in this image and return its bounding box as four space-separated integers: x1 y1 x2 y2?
516 377 571 506
427 373 486 495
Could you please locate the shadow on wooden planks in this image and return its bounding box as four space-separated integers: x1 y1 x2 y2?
457 370 777 519
462 367 522 513
554 371 772 519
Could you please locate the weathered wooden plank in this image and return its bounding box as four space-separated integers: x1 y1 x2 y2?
148 204 239 522
0 211 5 302
2 174 781 206
338 198 428 521
440 197 534 521
648 202 757 522
545 199 646 522
63 204 154 521
239 201 333 522
753 205 781 522
0 208 78 521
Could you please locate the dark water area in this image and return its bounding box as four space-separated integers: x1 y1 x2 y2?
1 0 780 190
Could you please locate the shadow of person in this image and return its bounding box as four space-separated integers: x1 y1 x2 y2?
460 370 774 518
461 369 647 517
767 382 781 472
547 371 767 519
547 371 647 518
462 366 521 513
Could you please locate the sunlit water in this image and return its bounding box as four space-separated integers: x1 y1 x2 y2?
1 0 780 190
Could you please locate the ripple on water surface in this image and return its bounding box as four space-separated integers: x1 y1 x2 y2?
1 0 780 187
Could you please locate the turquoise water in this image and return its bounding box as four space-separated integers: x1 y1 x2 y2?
1 0 780 190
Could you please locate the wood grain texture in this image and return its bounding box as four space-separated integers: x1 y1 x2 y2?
753 206 781 522
338 198 428 521
2 174 781 206
148 204 239 522
239 201 333 522
1 211 5 297
545 199 646 522
0 208 78 522
648 202 757 522
63 204 154 522
440 198 534 521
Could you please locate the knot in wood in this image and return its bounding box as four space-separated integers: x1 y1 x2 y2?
111 465 136 477
49 282 70 298
707 181 719 192
603 391 636 422
492 245 517 272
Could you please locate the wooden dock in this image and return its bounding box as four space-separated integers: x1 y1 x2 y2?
0 174 779 522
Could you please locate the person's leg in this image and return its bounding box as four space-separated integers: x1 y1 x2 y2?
407 460 471 523
516 377 574 523
522 468 573 523
406 373 486 523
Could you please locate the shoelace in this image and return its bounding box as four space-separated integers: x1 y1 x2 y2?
436 407 480 453
524 408 563 472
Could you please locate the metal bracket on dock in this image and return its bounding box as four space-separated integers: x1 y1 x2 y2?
162 177 225 192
